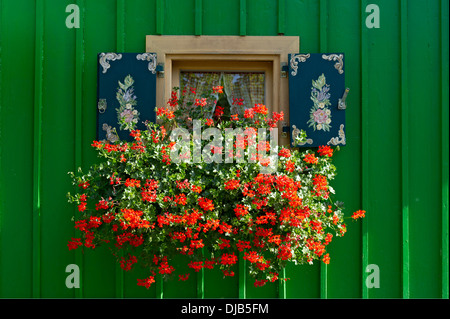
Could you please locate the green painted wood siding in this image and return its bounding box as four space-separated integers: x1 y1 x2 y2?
0 0 448 299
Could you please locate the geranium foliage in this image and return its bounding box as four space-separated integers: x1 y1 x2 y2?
67 78 365 289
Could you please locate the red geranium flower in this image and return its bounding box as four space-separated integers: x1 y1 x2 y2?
198 197 214 211
318 145 333 157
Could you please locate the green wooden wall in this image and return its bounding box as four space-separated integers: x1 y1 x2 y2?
0 0 448 299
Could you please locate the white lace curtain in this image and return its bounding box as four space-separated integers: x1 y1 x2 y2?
179 72 221 118
222 72 265 115
180 71 265 116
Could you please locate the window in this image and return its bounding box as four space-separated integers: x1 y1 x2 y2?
146 35 299 145
178 69 265 122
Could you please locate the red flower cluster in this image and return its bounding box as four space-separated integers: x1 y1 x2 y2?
244 108 254 119
167 90 179 107
243 251 264 263
179 273 190 281
212 85 223 93
137 276 155 289
318 145 333 157
285 160 295 173
231 114 239 121
303 153 318 164
214 105 224 118
220 253 238 266
265 111 284 128
120 255 138 271
161 141 176 165
322 253 331 264
68 238 82 250
254 279 268 287
236 240 251 252
234 204 249 218
198 197 214 211
191 185 202 193
174 193 187 205
253 104 268 115
156 107 175 119
121 208 152 229
224 179 240 190
218 237 231 249
125 178 141 188
278 148 291 158
195 98 207 107
313 174 328 198
159 261 175 275
78 181 89 189
188 261 203 272
352 210 366 219
232 98 243 106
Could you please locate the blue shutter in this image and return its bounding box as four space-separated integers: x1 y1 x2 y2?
288 53 347 148
97 52 157 142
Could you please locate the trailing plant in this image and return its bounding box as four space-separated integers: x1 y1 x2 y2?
67 76 365 289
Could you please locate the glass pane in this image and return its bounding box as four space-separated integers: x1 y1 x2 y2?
180 71 222 92
222 72 265 115
180 71 265 118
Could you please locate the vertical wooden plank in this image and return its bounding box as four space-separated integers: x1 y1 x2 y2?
441 0 449 300
400 0 410 299
75 0 85 299
279 268 286 299
319 0 328 52
115 0 125 299
196 249 205 298
0 1 2 282
319 0 328 300
156 0 164 35
0 2 3 291
0 0 35 297
320 263 327 299
324 0 363 299
33 0 44 299
239 0 246 36
284 0 320 52
361 0 403 299
246 0 278 36
202 0 240 35
117 0 125 51
238 251 246 298
405 0 440 298
155 275 163 299
277 0 285 35
124 0 156 52
196 269 205 298
360 0 369 299
195 0 202 36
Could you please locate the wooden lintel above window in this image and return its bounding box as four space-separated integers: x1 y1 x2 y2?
146 35 299 60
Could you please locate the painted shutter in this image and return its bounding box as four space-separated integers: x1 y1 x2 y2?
288 53 347 148
97 52 157 142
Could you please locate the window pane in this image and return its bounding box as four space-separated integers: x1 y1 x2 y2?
222 72 265 114
180 71 265 116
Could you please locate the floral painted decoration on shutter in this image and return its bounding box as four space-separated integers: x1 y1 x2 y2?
97 52 157 142
307 74 332 132
288 53 347 148
116 75 139 132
